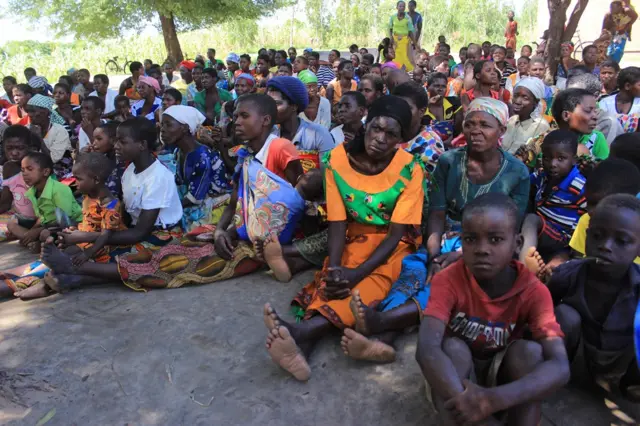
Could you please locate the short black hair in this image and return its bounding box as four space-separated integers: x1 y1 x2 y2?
279 62 293 72
462 193 520 232
257 54 271 63
117 117 159 151
208 48 216 55
25 151 53 172
600 59 621 72
14 84 33 96
551 88 594 125
459 47 468 53
114 95 129 106
98 121 119 141
473 60 490 79
522 44 532 51
3 125 33 148
582 44 597 56
439 43 451 52
202 67 219 80
24 67 36 75
236 93 278 128
392 81 428 110
566 65 590 79
163 88 183 104
585 158 640 196
349 44 359 50
53 82 71 94
129 61 143 74
337 60 351 72
277 49 288 59
84 96 105 112
542 129 579 154
566 72 602 95
617 66 640 90
342 91 367 108
94 74 109 85
310 52 320 60
362 53 375 64
296 56 309 65
78 68 90 76
593 194 640 219
359 74 384 92
58 75 74 87
3 76 17 85
517 56 531 63
144 59 152 65
427 72 448 86
493 45 507 54
74 151 115 181
610 133 640 171
240 54 251 62
331 49 341 58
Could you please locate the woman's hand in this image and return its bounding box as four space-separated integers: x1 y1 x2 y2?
214 229 235 260
324 266 362 300
426 251 462 282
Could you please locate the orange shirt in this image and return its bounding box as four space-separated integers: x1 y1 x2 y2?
5 105 30 126
262 137 300 180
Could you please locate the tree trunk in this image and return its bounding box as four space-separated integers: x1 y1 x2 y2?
159 13 184 65
564 0 590 42
545 0 571 83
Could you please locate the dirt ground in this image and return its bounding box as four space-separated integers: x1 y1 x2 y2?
0 240 639 426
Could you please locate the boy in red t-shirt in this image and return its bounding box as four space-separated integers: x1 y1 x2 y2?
416 193 569 426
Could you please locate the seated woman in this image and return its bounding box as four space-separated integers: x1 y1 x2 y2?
598 66 640 133
298 70 331 130
161 105 230 231
262 96 425 381
424 72 463 146
502 77 550 154
42 95 305 292
194 68 234 126
118 61 144 102
25 94 74 180
339 98 530 364
131 76 162 124
516 88 610 168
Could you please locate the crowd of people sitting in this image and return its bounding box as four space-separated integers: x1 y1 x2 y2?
1 3 640 422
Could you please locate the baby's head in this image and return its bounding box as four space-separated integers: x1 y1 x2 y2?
584 158 640 214
72 152 115 196
461 193 522 281
541 129 578 181
586 194 640 277
295 169 324 202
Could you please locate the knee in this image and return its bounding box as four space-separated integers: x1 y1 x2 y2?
555 304 581 337
502 340 544 380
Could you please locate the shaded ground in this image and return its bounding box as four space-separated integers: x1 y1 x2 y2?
0 240 638 425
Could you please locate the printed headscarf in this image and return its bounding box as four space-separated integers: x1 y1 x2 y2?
465 98 509 127
236 73 256 87
297 70 318 85
27 94 66 125
138 75 161 95
163 105 206 135
28 76 49 89
226 53 240 64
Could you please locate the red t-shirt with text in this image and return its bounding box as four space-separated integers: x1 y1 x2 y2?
424 260 563 359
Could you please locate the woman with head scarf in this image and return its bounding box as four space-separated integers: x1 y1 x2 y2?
425 97 530 279
170 61 196 105
131 75 163 123
25 94 74 180
502 77 551 154
556 42 579 86
297 70 331 130
28 76 52 96
259 96 425 381
160 105 229 230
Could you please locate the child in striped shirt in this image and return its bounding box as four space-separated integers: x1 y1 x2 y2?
520 130 587 278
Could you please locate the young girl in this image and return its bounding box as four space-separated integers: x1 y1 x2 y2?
91 122 125 199
326 61 358 107
461 60 500 111
5 84 32 126
113 95 132 123
53 82 80 129
599 66 640 133
0 126 36 241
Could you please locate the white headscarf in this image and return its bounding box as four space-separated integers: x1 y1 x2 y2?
514 77 546 118
162 105 206 135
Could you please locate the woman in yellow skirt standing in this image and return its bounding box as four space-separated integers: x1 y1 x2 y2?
389 1 416 72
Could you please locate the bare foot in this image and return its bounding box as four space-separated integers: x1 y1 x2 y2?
27 241 41 254
340 328 396 363
262 233 291 282
42 243 76 275
266 326 311 381
13 281 50 300
263 303 281 331
254 238 266 262
521 247 545 275
349 289 382 336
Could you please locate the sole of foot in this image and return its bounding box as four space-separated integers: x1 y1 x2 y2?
266 326 311 381
263 303 281 331
522 247 545 275
340 328 396 363
263 233 292 283
349 289 370 336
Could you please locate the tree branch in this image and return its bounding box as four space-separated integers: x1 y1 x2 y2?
564 0 590 42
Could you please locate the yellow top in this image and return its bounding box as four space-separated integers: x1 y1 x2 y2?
570 213 640 264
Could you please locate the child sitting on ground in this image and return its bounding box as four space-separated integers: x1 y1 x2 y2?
6 152 127 300
416 193 569 426
520 130 587 277
569 158 640 265
549 194 640 400
8 152 82 252
0 126 36 240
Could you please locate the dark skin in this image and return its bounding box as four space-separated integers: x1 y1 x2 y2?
326 63 355 114
0 138 29 214
118 66 143 96
266 89 306 169
417 208 569 426
161 115 200 208
13 157 50 245
80 101 104 146
426 111 506 281
336 95 365 143
512 86 536 122
135 82 157 119
600 66 619 94
616 79 640 115
427 77 463 144
303 83 321 121
201 72 221 125
461 62 498 111
24 106 52 158
53 86 79 127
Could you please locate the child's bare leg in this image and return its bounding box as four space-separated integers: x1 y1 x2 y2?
7 221 29 241
432 337 474 425
519 214 545 274
498 340 545 426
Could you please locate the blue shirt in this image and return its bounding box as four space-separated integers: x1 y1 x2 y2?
531 165 587 241
271 119 336 153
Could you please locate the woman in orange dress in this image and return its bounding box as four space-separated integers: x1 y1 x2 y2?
262 96 425 381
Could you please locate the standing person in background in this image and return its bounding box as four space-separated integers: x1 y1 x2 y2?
288 47 297 64
119 61 144 101
505 10 518 50
89 74 117 115
389 0 416 71
407 0 422 49
603 0 638 63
